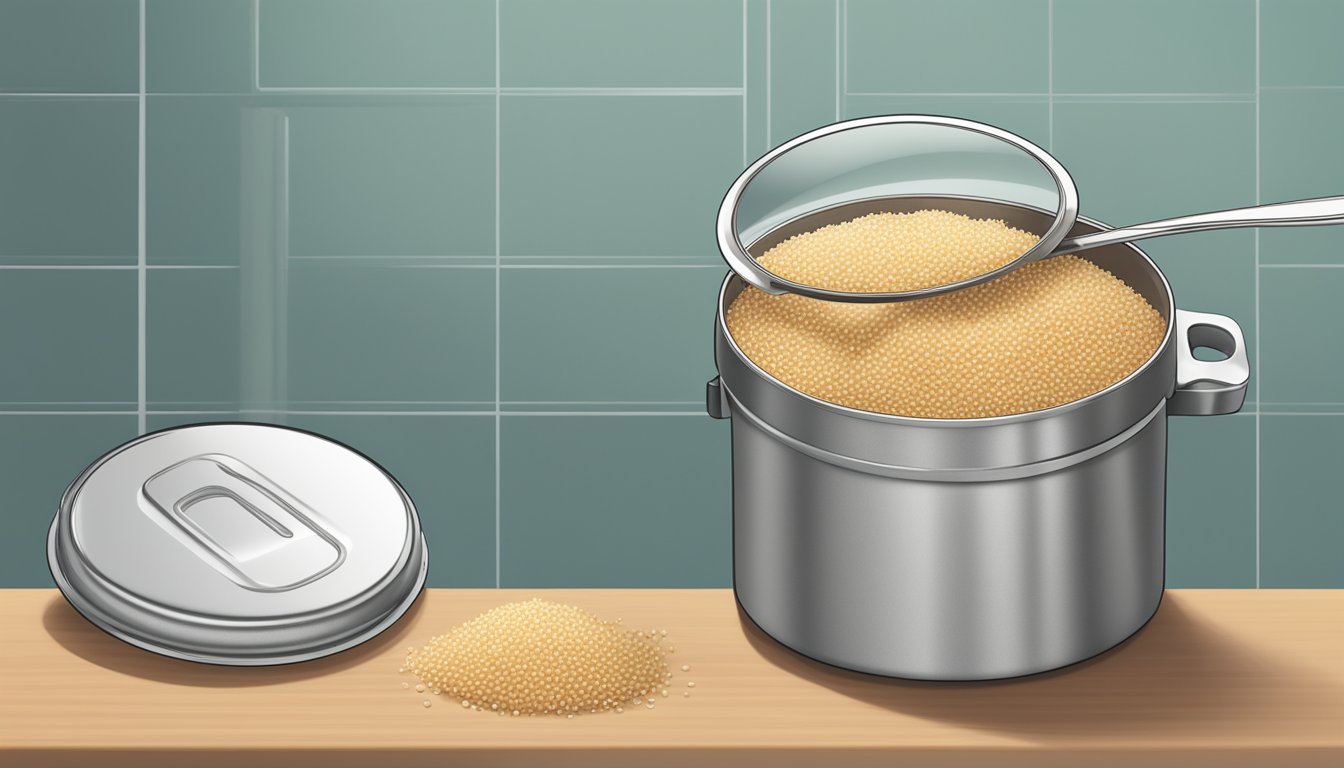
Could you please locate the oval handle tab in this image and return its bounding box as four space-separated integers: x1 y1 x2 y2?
142 454 345 591
1169 309 1250 417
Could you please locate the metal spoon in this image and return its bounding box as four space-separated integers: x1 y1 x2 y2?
738 194 1344 304
1050 194 1344 257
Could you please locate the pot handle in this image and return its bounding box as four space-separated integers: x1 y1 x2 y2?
706 376 731 419
1168 309 1250 416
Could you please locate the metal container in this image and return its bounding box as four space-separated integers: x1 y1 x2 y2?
708 197 1249 680
48 423 428 665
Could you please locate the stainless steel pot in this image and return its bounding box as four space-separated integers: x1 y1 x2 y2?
707 196 1249 680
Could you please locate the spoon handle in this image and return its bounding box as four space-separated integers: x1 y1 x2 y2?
1051 195 1344 257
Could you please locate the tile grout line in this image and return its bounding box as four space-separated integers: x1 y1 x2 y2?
278 115 291 414
250 87 742 96
141 412 714 418
13 405 1344 416
56 88 755 97
1257 84 1344 90
2 411 145 417
500 264 725 269
0 93 139 97
1253 0 1262 589
12 89 1251 99
253 86 493 94
60 411 716 417
35 410 1344 416
502 401 705 406
834 0 840 120
0 265 138 270
49 261 1344 270
252 0 260 91
844 91 1257 100
765 0 772 148
137 0 147 435
503 87 744 96
0 400 713 407
49 86 1341 99
741 0 748 166
1046 0 1053 150
2 406 727 412
0 263 733 271
841 0 847 118
494 0 502 589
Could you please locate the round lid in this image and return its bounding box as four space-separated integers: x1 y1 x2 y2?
48 423 427 665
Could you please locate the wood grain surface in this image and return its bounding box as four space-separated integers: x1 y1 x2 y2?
1 589 1341 767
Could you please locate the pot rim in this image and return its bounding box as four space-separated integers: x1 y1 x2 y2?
716 211 1177 428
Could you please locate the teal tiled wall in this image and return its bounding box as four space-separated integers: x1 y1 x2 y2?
1 0 1340 588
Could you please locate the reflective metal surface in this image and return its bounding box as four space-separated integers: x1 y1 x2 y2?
1052 194 1344 257
716 115 1080 303
48 423 427 665
710 201 1248 679
730 400 1168 680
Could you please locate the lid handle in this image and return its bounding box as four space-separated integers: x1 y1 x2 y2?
142 454 346 591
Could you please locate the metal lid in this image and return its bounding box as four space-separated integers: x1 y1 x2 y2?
48 423 428 665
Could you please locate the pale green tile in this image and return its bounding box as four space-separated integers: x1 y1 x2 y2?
1165 414 1256 587
501 267 724 404
1144 231 1257 406
846 0 1048 94
500 95 742 258
148 95 494 265
0 99 137 264
146 95 252 265
500 0 740 87
1260 229 1344 267
287 99 495 258
1260 416 1344 587
770 0 838 145
500 416 731 587
0 270 137 406
1260 89 1344 264
1052 101 1255 225
147 269 242 409
0 0 137 92
259 0 494 88
0 415 138 587
286 263 495 405
1261 0 1344 87
1260 89 1344 199
283 414 497 587
1053 0 1253 94
844 95 1050 150
1259 266 1344 405
147 0 254 93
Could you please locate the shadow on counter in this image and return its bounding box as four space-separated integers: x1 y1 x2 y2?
737 593 1336 739
41 592 424 687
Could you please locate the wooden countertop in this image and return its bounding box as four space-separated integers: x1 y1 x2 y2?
2 589 1341 767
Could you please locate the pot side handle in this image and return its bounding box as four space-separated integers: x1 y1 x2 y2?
707 376 731 419
1168 309 1250 416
